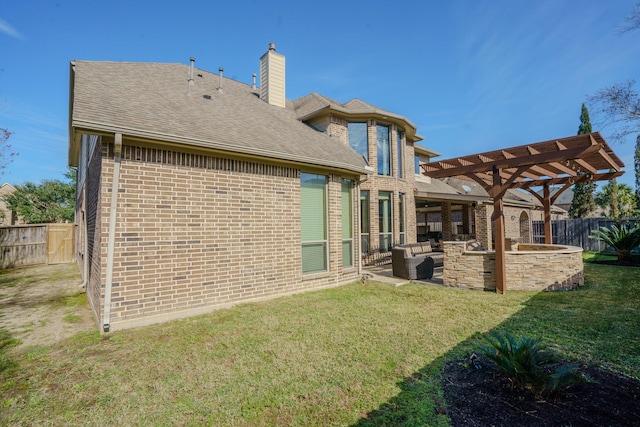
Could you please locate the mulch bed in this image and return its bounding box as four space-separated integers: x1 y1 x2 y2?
442 355 640 426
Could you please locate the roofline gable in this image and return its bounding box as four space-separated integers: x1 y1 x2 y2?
293 92 423 142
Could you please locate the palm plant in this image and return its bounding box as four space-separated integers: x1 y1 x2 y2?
590 222 640 262
480 331 588 398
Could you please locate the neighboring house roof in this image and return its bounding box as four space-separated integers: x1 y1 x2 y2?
415 178 488 203
0 183 17 226
69 61 368 175
291 92 424 143
442 177 488 198
436 176 549 209
537 187 574 206
0 183 16 195
415 179 460 196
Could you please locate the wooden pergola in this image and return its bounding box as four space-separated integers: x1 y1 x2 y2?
421 132 625 294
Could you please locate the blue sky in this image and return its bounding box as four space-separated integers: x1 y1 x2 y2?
1 0 639 189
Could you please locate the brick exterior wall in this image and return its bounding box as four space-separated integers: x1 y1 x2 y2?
475 204 493 250
327 116 348 144
327 117 417 255
475 203 533 250
443 241 583 291
81 142 360 330
441 203 452 241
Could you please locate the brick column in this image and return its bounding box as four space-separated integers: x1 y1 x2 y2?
461 204 470 235
475 204 492 250
442 202 452 241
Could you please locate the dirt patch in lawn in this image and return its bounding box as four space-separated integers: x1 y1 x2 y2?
443 355 640 426
0 263 95 349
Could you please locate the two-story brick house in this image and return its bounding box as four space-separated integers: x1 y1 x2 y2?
69 44 534 331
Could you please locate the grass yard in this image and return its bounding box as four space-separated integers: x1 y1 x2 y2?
1 255 639 426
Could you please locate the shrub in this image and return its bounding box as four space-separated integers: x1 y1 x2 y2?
479 331 589 398
589 222 640 262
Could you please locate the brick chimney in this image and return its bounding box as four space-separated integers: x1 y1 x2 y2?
259 43 286 108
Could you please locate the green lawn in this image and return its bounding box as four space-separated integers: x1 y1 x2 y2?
1 256 638 426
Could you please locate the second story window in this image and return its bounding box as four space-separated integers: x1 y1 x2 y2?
377 125 390 176
414 155 421 175
397 130 404 179
348 122 368 163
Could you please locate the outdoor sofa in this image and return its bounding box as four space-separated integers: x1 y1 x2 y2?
391 241 444 280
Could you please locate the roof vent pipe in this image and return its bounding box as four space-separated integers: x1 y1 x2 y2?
252 73 257 90
218 67 224 92
269 42 276 51
188 57 195 95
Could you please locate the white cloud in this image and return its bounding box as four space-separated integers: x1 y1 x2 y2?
0 18 24 40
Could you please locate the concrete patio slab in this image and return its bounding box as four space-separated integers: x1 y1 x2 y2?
362 264 444 287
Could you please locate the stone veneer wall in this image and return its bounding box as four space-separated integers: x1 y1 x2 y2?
443 241 583 291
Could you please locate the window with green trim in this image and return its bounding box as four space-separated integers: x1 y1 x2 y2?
301 173 327 273
341 179 353 267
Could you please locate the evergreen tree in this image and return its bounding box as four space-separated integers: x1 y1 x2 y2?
5 168 76 224
577 103 592 134
569 104 596 218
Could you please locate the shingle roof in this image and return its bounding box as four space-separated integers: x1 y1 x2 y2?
69 61 367 174
343 98 379 110
537 187 574 205
442 177 488 198
291 92 342 119
415 179 461 196
291 92 423 142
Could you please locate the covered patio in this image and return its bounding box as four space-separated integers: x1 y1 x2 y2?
421 132 625 293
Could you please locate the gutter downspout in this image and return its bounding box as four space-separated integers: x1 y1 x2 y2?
357 180 362 276
103 133 123 332
80 137 90 289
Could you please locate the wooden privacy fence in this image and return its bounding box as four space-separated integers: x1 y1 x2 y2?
532 218 639 251
0 224 75 269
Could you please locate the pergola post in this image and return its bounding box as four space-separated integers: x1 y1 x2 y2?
543 184 552 244
493 166 506 294
461 204 471 235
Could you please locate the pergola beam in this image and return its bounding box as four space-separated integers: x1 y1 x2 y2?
423 143 601 178
510 171 623 189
